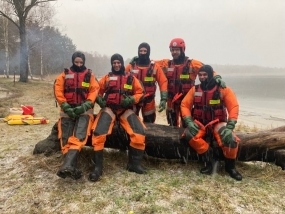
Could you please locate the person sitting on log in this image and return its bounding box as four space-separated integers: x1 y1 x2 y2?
54 51 100 180
180 65 242 181
89 53 147 182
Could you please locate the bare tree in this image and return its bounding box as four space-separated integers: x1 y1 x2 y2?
0 0 11 78
25 4 54 79
31 4 54 79
0 0 56 82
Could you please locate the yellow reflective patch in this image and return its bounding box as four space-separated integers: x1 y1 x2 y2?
144 77 154 81
124 84 132 90
209 99 220 105
180 74 189 79
82 82 90 87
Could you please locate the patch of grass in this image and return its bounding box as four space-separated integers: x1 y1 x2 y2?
1 77 285 213
235 122 258 132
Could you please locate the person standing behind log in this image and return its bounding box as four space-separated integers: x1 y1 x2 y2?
54 51 100 180
125 42 168 123
181 65 242 181
90 53 146 182
156 38 226 127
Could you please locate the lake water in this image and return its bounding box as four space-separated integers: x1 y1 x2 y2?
97 73 285 129
155 74 285 129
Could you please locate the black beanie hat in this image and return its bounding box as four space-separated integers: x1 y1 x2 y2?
138 42 150 58
199 65 214 80
72 51 85 65
111 53 124 66
111 53 125 74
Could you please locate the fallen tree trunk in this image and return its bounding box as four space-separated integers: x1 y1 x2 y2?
33 122 285 169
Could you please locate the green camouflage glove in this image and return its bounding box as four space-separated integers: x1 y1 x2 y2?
61 102 76 119
129 56 138 64
183 116 199 137
121 95 135 107
74 100 93 115
213 75 226 88
158 91 168 112
95 96 106 108
220 119 237 145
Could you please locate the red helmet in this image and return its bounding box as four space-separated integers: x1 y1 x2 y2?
169 38 185 52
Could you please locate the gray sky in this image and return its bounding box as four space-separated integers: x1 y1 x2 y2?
53 0 285 68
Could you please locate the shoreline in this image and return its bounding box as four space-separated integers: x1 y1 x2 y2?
154 107 284 130
238 112 285 130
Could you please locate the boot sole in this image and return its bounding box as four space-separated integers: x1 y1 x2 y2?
127 168 146 174
225 170 243 181
57 169 82 180
88 175 101 182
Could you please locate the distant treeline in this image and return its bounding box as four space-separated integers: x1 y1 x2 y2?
1 13 283 78
0 14 112 78
92 61 285 78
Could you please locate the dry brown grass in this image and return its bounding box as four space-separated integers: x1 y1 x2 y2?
0 77 285 214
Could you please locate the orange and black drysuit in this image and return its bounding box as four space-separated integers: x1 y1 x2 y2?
89 54 147 182
92 71 146 151
180 83 240 159
125 60 167 123
156 58 204 126
54 66 99 154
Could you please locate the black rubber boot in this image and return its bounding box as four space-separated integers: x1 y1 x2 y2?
88 150 103 182
127 147 146 174
143 113 156 123
57 149 82 180
200 150 213 175
225 158 242 181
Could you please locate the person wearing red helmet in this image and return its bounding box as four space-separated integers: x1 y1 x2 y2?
156 38 226 127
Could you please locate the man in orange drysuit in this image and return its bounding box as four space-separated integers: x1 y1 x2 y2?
89 53 146 182
54 51 100 180
125 42 168 123
181 65 242 181
156 38 226 127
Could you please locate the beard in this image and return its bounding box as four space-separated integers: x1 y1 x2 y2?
200 78 216 90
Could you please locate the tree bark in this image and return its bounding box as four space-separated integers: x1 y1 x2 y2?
0 0 57 82
1 0 11 78
19 18 29 82
33 122 285 169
